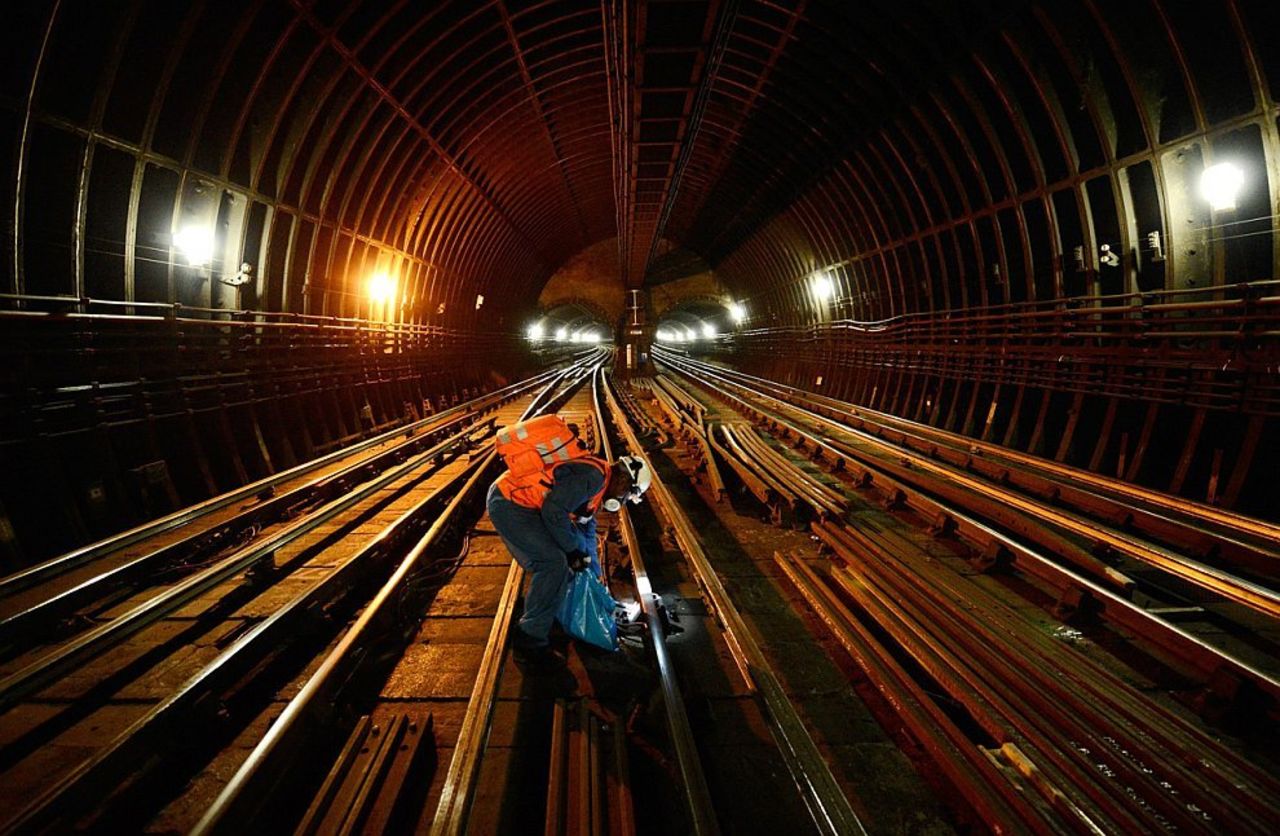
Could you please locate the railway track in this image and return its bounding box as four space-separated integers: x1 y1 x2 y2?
4 351 859 834
650 345 1280 832
6 344 1266 833
0 353 603 833
655 348 1280 703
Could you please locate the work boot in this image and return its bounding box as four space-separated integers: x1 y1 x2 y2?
510 627 565 671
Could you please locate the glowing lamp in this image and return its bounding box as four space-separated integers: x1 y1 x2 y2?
368 272 395 302
701 322 717 338
811 272 834 301
1200 162 1244 211
173 225 215 267
728 302 746 323
554 326 568 342
526 322 544 341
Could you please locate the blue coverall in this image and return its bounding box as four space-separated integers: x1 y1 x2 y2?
486 461 603 645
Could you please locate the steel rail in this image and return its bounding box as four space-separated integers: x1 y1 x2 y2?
641 378 725 500
606 380 866 836
194 355 603 835
0 360 574 599
817 522 1280 831
653 374 707 433
597 368 721 836
0 449 485 836
659 351 1280 707
426 358 606 836
818 534 1229 833
773 552 1066 835
669 353 1129 583
0 415 495 715
543 698 636 836
718 424 806 520
707 424 788 524
689 357 1280 574
730 425 847 517
656 347 1280 551
657 351 1280 620
834 528 1280 824
647 377 704 436
0 409 483 644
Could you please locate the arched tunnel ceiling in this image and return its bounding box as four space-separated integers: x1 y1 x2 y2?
3 1 1278 330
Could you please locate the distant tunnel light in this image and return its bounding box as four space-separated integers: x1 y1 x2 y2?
811 271 835 301
554 326 568 342
582 331 601 343
701 322 717 339
173 225 215 267
1200 162 1245 211
526 321 544 341
728 301 746 324
368 272 396 303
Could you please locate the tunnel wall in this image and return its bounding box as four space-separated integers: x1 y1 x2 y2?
701 1 1280 515
0 316 517 567
0 1 616 325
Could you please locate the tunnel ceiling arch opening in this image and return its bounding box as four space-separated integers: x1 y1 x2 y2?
655 297 735 342
532 300 614 344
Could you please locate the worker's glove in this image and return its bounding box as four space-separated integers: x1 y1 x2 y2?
566 549 590 573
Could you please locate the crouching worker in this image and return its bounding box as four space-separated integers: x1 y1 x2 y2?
486 414 652 665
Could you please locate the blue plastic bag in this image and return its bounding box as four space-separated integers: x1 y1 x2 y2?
556 571 619 651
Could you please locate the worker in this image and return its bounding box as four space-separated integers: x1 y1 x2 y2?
486 414 653 665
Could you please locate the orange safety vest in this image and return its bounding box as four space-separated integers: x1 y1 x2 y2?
495 415 610 513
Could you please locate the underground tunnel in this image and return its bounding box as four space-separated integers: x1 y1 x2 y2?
1 0 1278 832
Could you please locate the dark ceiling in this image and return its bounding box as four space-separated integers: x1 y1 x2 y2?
2 0 1277 330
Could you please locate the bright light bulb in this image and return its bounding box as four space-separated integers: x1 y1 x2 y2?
173 225 215 267
368 272 395 302
701 322 717 338
686 328 698 341
570 332 581 343
1200 162 1244 211
583 331 600 343
812 272 834 301
728 302 746 323
527 322 544 341
554 326 568 342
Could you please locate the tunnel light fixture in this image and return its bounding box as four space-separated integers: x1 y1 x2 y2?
701 322 717 339
554 326 568 342
173 224 215 267
526 321 544 341
368 272 396 303
1200 162 1244 211
685 327 698 341
728 301 746 324
582 331 601 343
475 294 485 310
811 271 834 301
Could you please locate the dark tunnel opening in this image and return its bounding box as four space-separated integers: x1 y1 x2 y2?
0 2 1279 831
